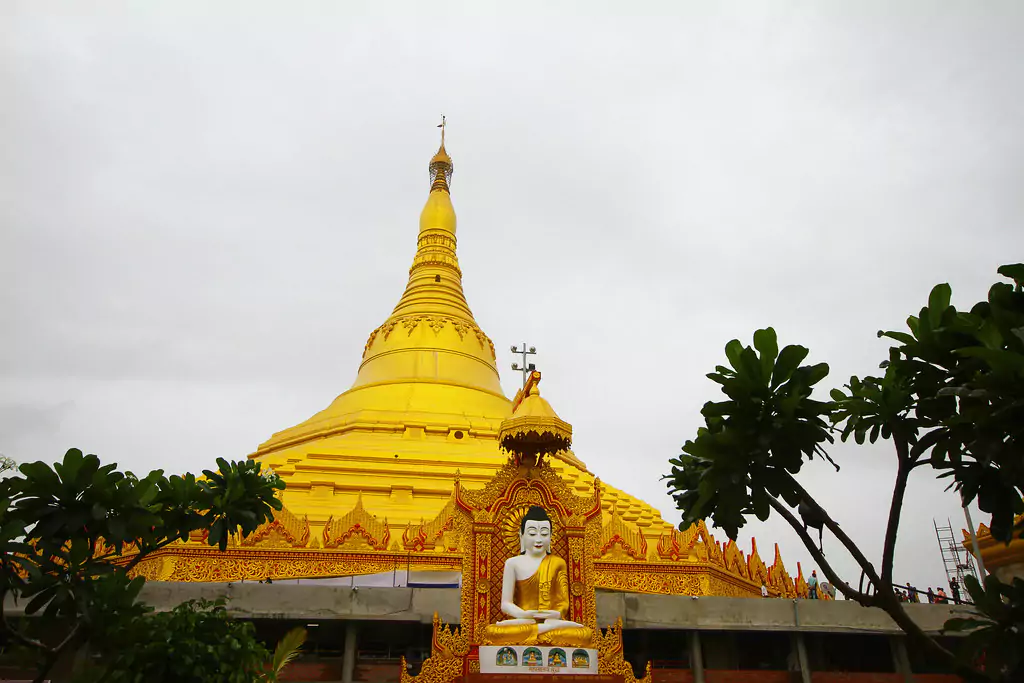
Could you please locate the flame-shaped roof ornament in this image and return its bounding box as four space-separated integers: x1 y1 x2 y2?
499 371 573 462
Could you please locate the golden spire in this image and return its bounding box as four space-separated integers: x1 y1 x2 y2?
429 115 453 193
387 119 467 320
344 120 501 399
253 121 508 458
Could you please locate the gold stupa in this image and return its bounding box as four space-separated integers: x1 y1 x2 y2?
127 127 815 600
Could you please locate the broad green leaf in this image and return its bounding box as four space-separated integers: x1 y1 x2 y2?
804 362 830 387
753 328 779 377
877 330 916 346
772 345 808 389
956 346 1024 374
737 345 765 387
927 283 951 327
996 262 1024 286
724 339 744 373
975 319 1003 350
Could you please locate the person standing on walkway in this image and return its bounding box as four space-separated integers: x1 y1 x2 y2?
761 582 768 598
808 570 819 599
926 587 935 604
950 577 961 605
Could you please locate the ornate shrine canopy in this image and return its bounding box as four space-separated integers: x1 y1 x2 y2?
125 128 820 602
964 512 1024 583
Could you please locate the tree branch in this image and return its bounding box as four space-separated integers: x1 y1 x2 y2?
785 475 883 587
880 435 911 587
908 458 934 471
0 597 48 652
773 475 985 682
765 495 873 604
876 595 986 683
32 622 83 683
1 586 82 683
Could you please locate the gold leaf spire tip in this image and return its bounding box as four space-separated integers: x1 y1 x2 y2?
429 114 453 192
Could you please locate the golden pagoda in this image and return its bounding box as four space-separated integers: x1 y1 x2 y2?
127 125 815 600
964 514 1024 583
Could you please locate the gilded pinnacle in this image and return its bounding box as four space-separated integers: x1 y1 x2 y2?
430 115 453 192
499 372 574 460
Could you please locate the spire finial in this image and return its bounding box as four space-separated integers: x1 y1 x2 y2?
429 116 454 192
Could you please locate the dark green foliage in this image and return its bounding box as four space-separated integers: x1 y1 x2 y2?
0 449 284 680
663 264 1024 681
665 327 834 538
82 599 271 683
872 265 1024 543
944 576 1024 680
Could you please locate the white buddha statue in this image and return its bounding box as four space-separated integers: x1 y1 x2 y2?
481 506 593 647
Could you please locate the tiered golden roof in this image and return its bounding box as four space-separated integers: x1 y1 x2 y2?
123 126 817 600
964 512 1024 583
499 372 573 459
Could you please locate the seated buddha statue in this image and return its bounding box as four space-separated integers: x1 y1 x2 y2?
481 506 594 647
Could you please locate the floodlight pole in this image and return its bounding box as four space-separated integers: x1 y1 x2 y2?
961 495 987 578
510 344 537 389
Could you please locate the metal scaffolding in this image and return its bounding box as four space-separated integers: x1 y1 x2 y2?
933 518 978 589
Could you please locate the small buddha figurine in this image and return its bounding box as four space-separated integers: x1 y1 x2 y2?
481 506 593 647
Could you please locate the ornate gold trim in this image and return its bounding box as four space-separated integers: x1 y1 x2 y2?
597 509 648 561
240 504 310 548
597 618 652 682
403 495 459 552
323 496 391 551
363 315 496 360
124 546 460 582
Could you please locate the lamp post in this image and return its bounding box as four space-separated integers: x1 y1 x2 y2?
961 495 987 578
510 344 537 389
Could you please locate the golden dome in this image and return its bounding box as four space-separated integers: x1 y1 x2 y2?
430 143 453 168
499 372 574 459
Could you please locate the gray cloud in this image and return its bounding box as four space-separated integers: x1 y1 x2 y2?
2 0 1022 595
0 400 75 442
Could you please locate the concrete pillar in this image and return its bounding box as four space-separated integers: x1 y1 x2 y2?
793 633 812 683
890 636 913 683
342 621 358 683
687 631 705 683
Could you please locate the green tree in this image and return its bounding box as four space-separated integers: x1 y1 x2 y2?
664 264 1024 681
81 599 271 683
0 448 284 682
77 598 307 683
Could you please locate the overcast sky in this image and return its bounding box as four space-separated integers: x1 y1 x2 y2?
3 1 1023 597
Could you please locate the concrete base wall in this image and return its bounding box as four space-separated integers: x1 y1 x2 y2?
2 584 972 683
2 583 965 637
595 591 959 634
3 582 959 635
